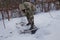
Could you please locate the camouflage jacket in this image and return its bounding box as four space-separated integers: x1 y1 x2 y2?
19 2 36 16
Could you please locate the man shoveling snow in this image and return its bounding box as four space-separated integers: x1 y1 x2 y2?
19 2 38 34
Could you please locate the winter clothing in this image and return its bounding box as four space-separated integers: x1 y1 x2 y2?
19 2 36 30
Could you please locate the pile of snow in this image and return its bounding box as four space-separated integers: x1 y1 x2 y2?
0 10 60 40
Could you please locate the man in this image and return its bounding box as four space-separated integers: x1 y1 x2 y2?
19 2 37 34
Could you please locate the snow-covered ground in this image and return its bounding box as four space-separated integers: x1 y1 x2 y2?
0 10 60 40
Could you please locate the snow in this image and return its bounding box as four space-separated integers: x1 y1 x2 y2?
0 10 60 40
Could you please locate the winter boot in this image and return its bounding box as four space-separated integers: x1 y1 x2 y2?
29 26 38 34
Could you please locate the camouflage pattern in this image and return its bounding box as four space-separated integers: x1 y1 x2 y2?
19 2 36 30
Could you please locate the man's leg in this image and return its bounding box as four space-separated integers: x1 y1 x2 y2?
29 16 34 30
29 16 38 34
26 15 31 25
